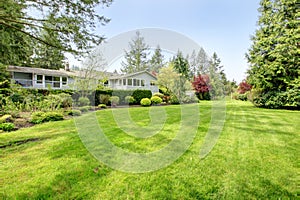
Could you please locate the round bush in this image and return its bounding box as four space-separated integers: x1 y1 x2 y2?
78 97 90 107
125 96 135 104
110 96 120 105
151 96 162 105
140 98 151 107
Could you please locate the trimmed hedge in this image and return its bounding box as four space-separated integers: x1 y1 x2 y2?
132 90 152 104
140 98 151 107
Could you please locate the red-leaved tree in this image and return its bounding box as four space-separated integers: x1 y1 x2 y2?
192 75 211 100
238 81 252 94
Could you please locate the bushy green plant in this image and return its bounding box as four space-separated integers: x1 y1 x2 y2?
153 92 164 98
99 94 110 105
125 96 135 104
78 97 90 107
140 98 151 107
57 93 73 108
43 112 64 122
170 95 180 104
110 96 120 106
132 90 152 104
64 109 82 116
151 96 162 105
0 122 15 132
79 106 91 113
98 104 107 109
30 111 64 124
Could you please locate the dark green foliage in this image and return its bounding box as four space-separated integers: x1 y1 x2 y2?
111 90 134 104
140 98 151 106
0 0 112 56
0 122 15 132
132 90 152 104
246 0 300 108
98 94 111 105
149 45 164 73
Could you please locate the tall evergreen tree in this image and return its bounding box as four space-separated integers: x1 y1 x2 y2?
33 17 65 69
246 0 300 108
121 31 149 73
0 0 34 67
208 52 226 99
149 45 164 73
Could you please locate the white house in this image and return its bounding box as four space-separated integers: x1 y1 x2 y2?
7 66 158 93
108 70 159 93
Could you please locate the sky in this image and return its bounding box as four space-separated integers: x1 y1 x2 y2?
72 0 261 83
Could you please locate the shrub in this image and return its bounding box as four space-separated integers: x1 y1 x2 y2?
98 104 107 109
30 111 45 124
132 90 152 104
79 106 91 113
170 95 180 104
30 111 64 124
153 92 164 98
0 114 12 123
151 96 162 105
0 122 15 132
65 109 82 116
43 112 64 122
57 93 73 108
125 96 135 104
78 97 90 107
99 94 110 105
110 96 120 106
112 90 134 104
140 98 151 107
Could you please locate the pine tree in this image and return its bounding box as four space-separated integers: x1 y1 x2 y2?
121 31 149 73
246 0 300 108
149 45 164 73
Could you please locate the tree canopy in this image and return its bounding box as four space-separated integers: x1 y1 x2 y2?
246 0 300 108
0 0 112 67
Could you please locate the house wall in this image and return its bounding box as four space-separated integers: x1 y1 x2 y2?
108 73 159 93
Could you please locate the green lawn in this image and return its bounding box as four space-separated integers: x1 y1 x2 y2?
0 101 299 199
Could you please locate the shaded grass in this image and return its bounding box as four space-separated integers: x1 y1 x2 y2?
0 101 299 199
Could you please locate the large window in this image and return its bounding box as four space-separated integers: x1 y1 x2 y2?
141 80 145 86
53 77 60 88
123 79 126 85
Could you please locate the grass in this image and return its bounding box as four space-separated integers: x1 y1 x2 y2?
0 100 299 199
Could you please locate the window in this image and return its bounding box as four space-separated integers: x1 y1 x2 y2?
37 75 43 84
53 77 60 88
133 79 137 86
62 77 67 85
127 79 132 86
119 79 122 85
141 80 145 86
137 79 140 86
123 79 126 85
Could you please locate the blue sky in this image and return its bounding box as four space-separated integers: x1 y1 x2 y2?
91 0 261 83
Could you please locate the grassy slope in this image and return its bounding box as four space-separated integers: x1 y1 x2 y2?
0 101 299 199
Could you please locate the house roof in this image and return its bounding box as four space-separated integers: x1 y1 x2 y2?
109 70 157 80
7 65 76 77
7 66 156 80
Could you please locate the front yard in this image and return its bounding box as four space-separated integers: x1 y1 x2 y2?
0 101 299 199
